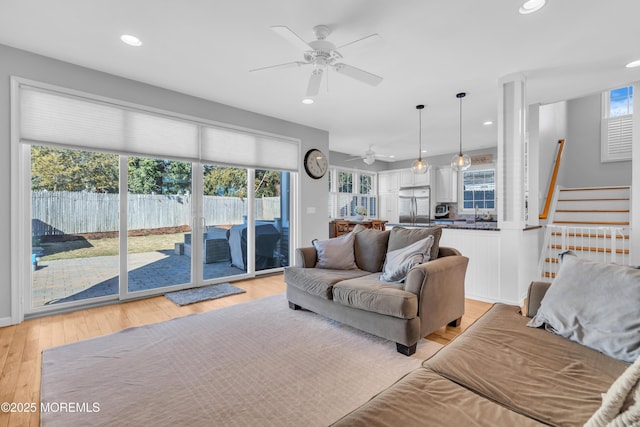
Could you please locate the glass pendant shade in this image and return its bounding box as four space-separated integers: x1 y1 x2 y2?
412 104 429 174
411 158 429 174
451 92 471 171
451 152 471 171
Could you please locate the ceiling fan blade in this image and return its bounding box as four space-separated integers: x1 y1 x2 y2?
335 33 381 52
344 156 365 162
271 26 312 52
249 61 307 72
306 69 323 97
334 63 383 86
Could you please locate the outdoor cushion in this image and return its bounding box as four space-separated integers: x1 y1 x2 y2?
284 267 369 300
353 226 390 273
388 226 442 262
312 233 358 270
527 253 640 363
332 275 418 319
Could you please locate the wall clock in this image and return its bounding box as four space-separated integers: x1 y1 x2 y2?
303 149 328 179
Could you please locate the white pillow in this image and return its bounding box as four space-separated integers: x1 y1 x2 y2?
379 235 434 283
312 233 357 270
527 254 640 363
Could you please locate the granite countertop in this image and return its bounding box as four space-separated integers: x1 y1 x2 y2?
387 221 500 231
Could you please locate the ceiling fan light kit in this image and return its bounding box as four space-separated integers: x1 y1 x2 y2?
451 92 471 171
411 104 430 175
251 25 383 99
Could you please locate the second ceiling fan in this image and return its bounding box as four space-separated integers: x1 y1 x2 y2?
251 25 383 97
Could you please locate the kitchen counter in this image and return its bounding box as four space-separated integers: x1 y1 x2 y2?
387 221 499 231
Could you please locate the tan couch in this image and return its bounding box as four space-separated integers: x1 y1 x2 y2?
331 281 631 426
284 226 469 356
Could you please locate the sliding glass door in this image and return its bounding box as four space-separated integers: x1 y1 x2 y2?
30 145 120 308
16 78 298 317
126 157 193 293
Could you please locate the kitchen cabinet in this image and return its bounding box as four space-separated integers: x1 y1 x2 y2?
378 193 398 223
399 168 430 187
377 171 399 193
435 167 458 203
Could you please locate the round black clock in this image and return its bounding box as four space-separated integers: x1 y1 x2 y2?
303 149 328 179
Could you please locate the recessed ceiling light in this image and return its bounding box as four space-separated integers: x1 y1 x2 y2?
625 59 640 68
302 98 314 105
120 34 142 47
483 120 494 126
421 149 427 153
519 0 546 14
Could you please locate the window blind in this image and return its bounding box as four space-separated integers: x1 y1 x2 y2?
19 85 200 160
602 115 632 162
201 126 298 171
18 83 300 171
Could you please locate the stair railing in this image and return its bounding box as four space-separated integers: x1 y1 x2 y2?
538 225 631 280
539 139 565 221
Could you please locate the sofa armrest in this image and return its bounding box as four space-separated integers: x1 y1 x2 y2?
295 246 318 268
405 255 469 336
525 281 551 318
438 246 461 257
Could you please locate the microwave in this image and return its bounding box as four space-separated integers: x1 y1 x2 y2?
435 204 449 218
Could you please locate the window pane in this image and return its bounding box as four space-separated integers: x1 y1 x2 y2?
338 171 353 193
31 146 119 307
462 169 496 212
359 174 373 195
610 86 633 117
254 170 290 270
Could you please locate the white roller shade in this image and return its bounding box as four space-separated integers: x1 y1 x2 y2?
202 126 298 171
19 85 200 160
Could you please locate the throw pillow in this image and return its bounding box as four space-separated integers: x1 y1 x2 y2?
312 233 358 270
380 235 434 283
352 226 390 273
388 226 442 262
527 253 640 363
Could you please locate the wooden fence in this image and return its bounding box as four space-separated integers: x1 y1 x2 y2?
32 191 281 236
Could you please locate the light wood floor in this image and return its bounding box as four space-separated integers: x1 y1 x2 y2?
0 274 492 427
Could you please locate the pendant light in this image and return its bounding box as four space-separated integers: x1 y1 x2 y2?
451 92 471 171
411 104 429 174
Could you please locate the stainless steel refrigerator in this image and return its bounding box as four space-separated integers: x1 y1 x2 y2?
398 186 431 225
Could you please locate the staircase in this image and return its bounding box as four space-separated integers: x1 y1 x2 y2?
538 186 631 279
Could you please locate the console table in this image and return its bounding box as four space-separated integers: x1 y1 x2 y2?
329 219 387 237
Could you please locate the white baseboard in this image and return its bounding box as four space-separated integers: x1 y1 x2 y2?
0 316 15 328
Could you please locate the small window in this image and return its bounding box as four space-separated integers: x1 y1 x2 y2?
359 173 374 195
337 171 353 193
461 168 495 211
601 85 633 162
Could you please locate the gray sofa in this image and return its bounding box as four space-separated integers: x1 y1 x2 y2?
284 226 469 356
332 254 640 426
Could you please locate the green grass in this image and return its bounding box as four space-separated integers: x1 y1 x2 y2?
38 232 186 261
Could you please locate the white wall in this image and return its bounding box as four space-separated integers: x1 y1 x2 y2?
0 44 330 322
564 93 632 187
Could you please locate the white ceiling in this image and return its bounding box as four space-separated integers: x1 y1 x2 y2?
1 0 640 161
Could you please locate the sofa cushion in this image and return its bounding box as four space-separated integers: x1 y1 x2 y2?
312 233 357 270
332 275 418 319
527 253 640 363
388 226 442 262
352 227 390 273
424 303 629 427
331 368 547 427
380 235 434 282
284 267 369 300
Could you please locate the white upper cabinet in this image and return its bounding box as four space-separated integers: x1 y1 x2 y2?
378 170 399 194
399 168 431 187
435 167 458 203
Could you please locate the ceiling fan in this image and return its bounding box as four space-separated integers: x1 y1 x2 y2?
250 25 383 97
345 146 393 165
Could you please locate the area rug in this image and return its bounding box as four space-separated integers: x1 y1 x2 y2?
41 294 443 426
164 282 245 305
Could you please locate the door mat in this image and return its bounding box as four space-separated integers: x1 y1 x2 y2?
165 283 245 305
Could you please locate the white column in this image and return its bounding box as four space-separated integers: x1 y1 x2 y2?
497 73 539 303
631 81 640 265
497 73 527 230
